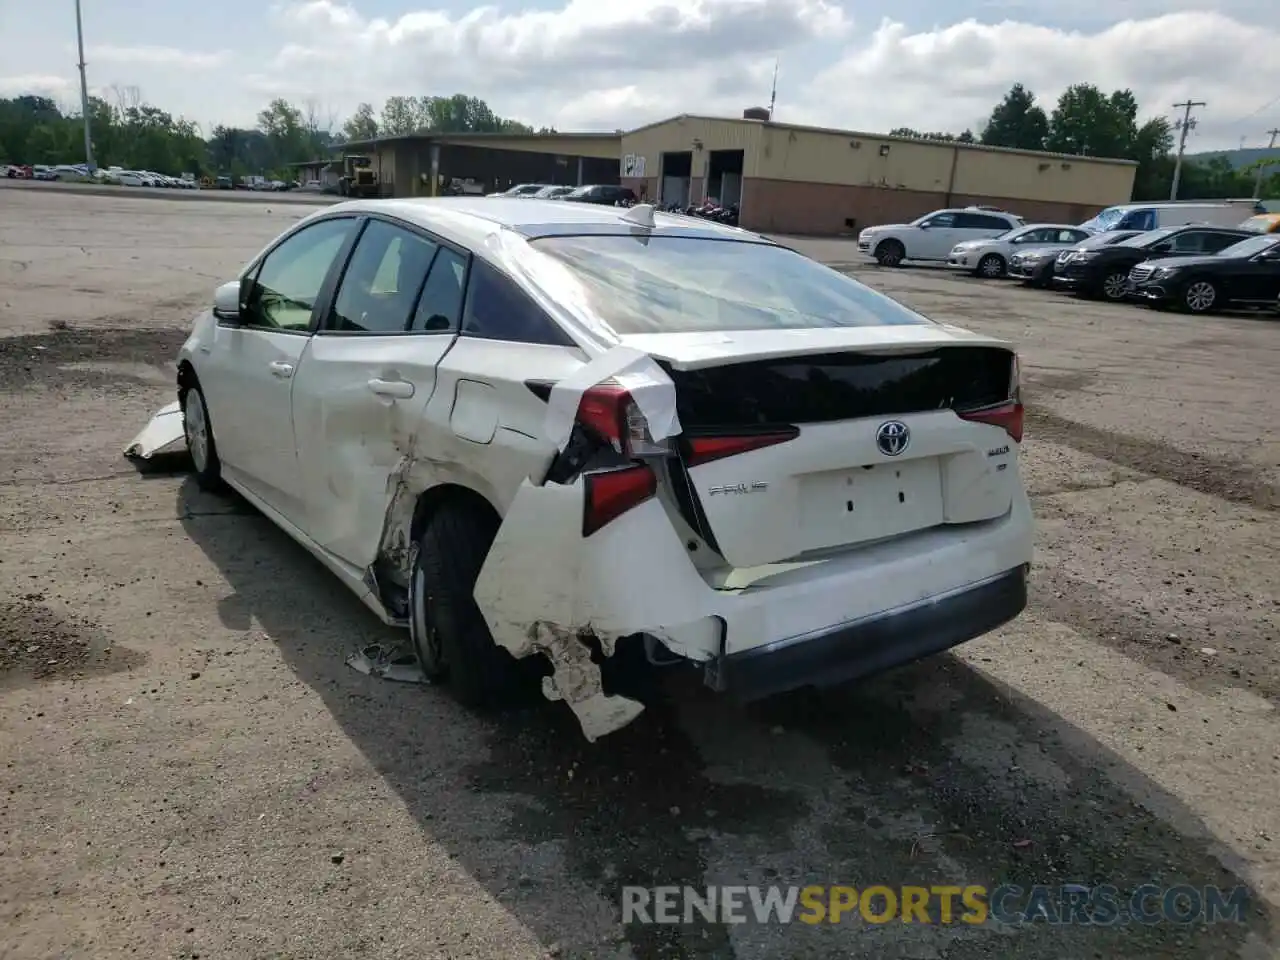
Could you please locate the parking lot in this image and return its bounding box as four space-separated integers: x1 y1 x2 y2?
1 187 1277 959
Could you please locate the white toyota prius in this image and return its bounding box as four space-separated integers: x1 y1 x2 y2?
128 197 1034 741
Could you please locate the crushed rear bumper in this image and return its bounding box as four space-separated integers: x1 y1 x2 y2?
711 565 1028 701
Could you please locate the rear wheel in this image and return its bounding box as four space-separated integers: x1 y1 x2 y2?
977 253 1007 278
1100 269 1129 301
1181 278 1219 314
409 499 530 707
875 239 906 267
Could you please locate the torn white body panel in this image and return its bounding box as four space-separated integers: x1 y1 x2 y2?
123 400 186 460
474 474 1035 737
541 344 681 452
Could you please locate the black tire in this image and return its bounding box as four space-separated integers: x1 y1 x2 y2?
1098 269 1129 302
874 239 906 267
977 253 1007 279
1180 278 1219 314
181 378 223 491
411 499 530 708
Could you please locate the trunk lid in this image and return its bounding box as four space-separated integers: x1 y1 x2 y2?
632 329 1020 569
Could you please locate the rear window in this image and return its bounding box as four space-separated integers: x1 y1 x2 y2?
528 235 930 335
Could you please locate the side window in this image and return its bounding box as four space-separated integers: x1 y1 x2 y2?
244 218 356 331
1061 229 1090 244
328 220 438 334
1201 232 1242 254
461 259 574 346
922 212 957 229
953 213 1007 230
409 247 468 333
1169 232 1208 253
1014 228 1048 244
1118 209 1156 232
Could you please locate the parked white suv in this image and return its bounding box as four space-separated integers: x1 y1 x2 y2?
127 198 1034 742
947 224 1094 278
859 207 1025 266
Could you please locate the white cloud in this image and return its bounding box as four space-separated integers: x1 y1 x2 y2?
89 45 231 68
249 0 848 130
5 2 1280 151
0 74 72 97
801 13 1280 149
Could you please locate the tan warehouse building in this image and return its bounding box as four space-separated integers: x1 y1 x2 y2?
619 113 1138 235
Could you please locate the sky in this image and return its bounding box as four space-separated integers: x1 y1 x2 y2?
1 0 1277 151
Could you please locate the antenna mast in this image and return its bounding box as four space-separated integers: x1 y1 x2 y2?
768 59 778 118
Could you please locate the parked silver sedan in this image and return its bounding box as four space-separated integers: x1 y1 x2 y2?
948 224 1094 278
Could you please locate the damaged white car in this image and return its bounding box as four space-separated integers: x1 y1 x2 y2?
127 197 1034 741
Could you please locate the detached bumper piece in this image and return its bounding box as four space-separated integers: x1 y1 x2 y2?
715 565 1028 702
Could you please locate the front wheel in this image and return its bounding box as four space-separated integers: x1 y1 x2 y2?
874 239 906 267
1100 269 1129 302
1181 279 1219 314
182 380 223 491
977 253 1007 279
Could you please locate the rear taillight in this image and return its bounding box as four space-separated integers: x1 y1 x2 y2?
576 382 671 457
684 429 799 467
582 464 656 536
576 382 666 537
957 353 1024 442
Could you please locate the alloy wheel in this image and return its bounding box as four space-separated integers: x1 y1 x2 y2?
1185 281 1216 313
184 391 209 473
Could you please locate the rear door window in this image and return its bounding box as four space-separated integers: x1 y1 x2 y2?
1201 232 1245 254
327 219 438 334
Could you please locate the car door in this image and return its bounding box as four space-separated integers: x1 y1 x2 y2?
290 217 467 567
1233 240 1280 301
914 211 961 259
953 212 1013 249
200 215 359 520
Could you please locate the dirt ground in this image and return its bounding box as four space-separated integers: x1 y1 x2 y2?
1 186 1277 960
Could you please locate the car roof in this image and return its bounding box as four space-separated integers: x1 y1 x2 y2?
323 197 770 250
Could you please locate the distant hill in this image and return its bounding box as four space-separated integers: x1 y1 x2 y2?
1187 146 1280 170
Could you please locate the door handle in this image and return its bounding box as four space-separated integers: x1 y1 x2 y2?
367 378 415 399
269 361 294 378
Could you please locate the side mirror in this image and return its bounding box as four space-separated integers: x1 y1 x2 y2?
918 222 931 230
212 280 243 323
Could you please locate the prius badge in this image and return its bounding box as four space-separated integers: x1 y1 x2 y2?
876 420 910 457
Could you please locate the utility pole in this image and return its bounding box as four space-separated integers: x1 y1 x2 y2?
1254 128 1280 199
74 0 95 170
1169 99 1205 200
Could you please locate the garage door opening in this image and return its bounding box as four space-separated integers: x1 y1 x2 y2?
707 149 744 208
660 151 692 209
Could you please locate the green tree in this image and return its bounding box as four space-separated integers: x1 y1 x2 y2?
341 102 379 142
979 83 1049 151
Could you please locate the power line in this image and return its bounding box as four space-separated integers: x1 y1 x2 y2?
1169 99 1205 201
1254 127 1280 199
1227 92 1280 130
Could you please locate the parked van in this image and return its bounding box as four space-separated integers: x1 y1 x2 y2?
1080 199 1265 233
1238 212 1280 234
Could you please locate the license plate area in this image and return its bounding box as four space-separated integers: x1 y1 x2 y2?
799 459 945 544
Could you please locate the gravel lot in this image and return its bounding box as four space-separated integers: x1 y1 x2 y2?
1 186 1277 960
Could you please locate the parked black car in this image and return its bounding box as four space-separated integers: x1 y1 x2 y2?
1125 233 1280 313
1008 230 1142 287
562 184 637 206
1052 225 1252 301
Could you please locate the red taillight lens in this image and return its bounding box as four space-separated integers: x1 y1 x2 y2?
959 402 1024 442
684 430 799 467
957 353 1023 442
576 383 670 457
582 464 656 536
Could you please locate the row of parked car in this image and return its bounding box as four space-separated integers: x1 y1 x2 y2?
487 182 639 206
858 201 1280 315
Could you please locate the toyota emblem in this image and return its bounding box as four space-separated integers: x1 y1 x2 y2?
876 420 910 457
